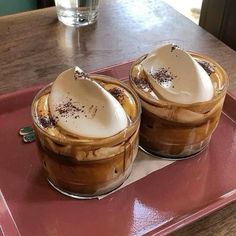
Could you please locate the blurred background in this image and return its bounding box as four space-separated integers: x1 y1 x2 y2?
0 0 54 16
164 0 203 24
0 0 203 25
0 0 235 50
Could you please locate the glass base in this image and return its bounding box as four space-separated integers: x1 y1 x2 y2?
47 165 132 199
48 179 98 199
139 144 208 161
57 11 98 27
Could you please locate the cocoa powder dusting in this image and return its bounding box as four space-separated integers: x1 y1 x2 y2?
170 44 180 52
133 77 152 91
55 101 84 118
39 116 57 128
150 68 176 88
91 107 98 118
108 87 125 103
74 70 88 80
197 60 215 76
55 99 98 119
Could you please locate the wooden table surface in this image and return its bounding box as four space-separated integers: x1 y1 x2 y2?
0 0 235 235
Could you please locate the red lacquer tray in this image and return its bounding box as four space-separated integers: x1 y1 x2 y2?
0 62 236 236
0 191 20 236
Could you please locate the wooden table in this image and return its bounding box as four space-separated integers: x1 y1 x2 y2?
0 0 235 235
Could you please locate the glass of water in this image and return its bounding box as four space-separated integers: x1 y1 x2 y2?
55 0 99 27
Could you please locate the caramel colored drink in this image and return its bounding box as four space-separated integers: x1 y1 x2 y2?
32 72 141 198
130 48 228 159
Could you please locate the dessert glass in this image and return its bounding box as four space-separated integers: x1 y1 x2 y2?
129 52 228 159
32 74 141 198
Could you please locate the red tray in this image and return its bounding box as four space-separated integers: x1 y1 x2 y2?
0 62 236 236
0 191 20 236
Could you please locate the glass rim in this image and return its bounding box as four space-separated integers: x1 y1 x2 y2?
31 73 141 146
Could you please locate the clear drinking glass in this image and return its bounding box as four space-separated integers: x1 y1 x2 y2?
55 0 99 27
31 74 141 198
130 52 228 159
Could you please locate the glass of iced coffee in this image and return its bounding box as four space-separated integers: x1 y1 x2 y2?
130 44 228 159
32 68 141 198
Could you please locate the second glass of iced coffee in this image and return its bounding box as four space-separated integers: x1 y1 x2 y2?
130 44 228 159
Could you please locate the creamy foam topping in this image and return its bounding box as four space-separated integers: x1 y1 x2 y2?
48 68 128 139
141 44 214 104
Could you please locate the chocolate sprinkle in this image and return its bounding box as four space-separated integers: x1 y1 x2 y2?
55 100 98 119
197 60 215 76
108 87 125 104
39 116 57 128
91 107 98 118
150 68 176 88
171 44 180 52
133 77 152 91
74 69 89 80
56 101 84 118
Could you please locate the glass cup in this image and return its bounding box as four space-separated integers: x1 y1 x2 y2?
32 74 141 198
55 0 99 27
129 52 228 159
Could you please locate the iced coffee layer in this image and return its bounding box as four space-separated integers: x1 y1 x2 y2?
33 77 138 160
38 128 139 196
139 104 220 156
